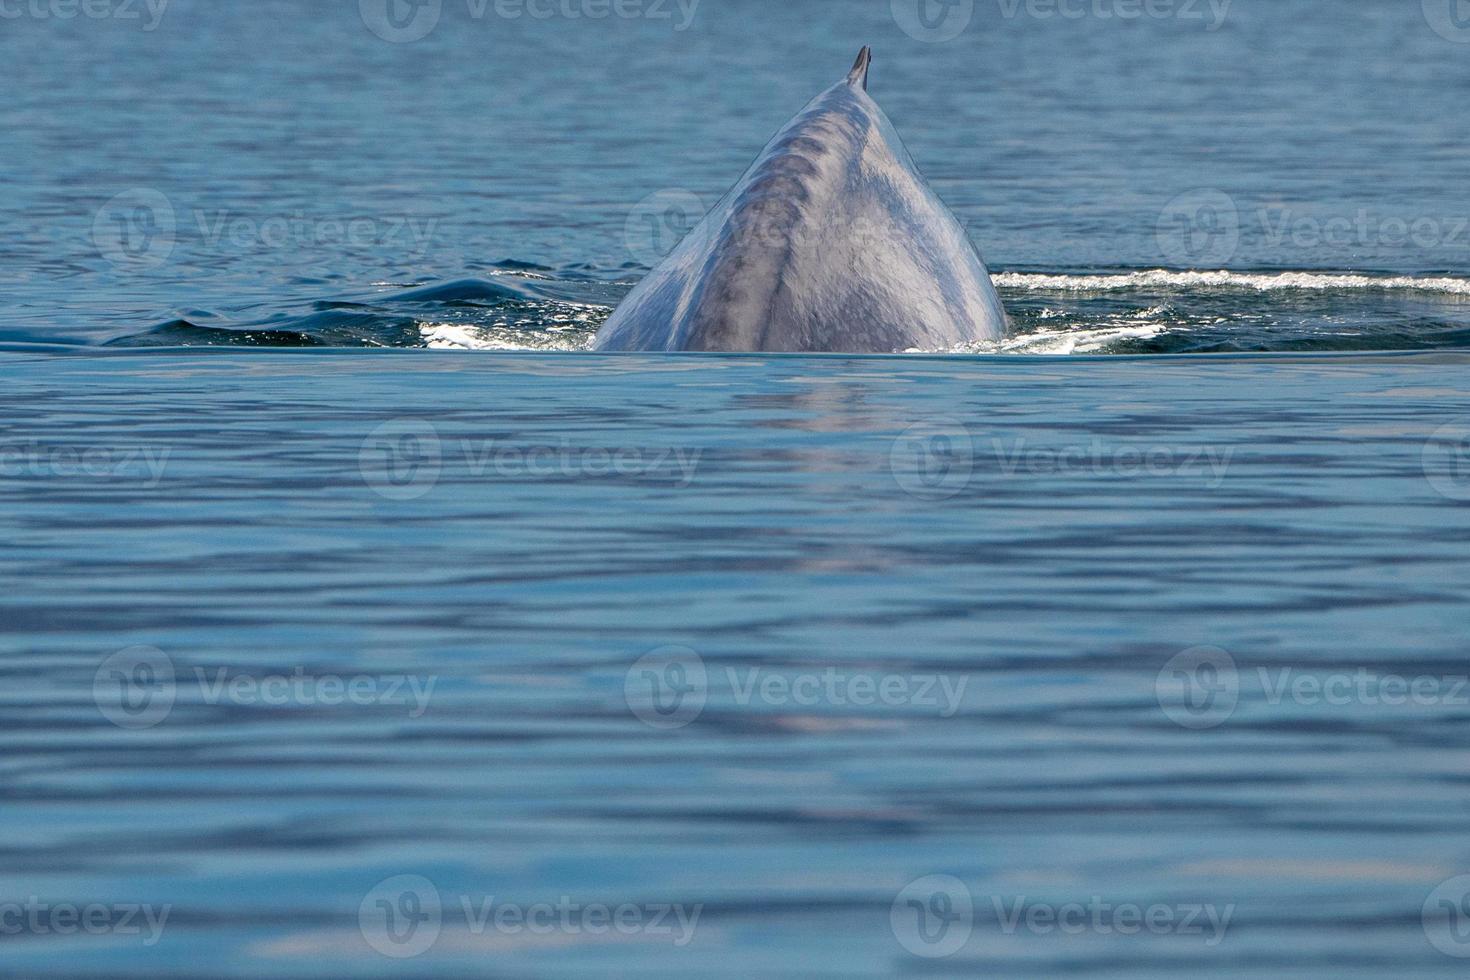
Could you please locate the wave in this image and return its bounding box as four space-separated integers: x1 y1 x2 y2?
993 270 1470 295
419 321 593 352
954 322 1172 356
386 277 531 303
98 263 1470 354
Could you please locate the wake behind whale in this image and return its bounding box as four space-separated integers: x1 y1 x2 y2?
593 48 1009 353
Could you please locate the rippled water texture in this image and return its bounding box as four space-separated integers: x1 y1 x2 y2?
5 349 1470 977
6 1 1470 977
4 1 1470 351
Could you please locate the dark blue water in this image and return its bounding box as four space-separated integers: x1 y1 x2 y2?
6 349 1470 977
5 0 1470 351
6 1 1470 977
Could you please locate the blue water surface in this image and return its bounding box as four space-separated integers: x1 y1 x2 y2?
4 0 1470 350
4 347 1470 976
5 1 1470 977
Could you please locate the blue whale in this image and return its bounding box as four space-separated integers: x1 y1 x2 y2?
594 48 1008 353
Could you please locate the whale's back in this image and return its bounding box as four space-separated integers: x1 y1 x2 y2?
594 51 1007 353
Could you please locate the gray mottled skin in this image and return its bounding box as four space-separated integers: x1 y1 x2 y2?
593 48 1008 353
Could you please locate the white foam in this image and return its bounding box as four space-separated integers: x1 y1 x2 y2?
993 270 1470 295
957 321 1171 356
419 322 594 352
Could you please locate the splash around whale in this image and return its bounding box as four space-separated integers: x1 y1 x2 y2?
593 47 1008 354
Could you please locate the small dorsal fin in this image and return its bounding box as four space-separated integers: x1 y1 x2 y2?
847 46 872 90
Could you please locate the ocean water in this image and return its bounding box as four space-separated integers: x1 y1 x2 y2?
5 1 1470 976
5 0 1470 352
